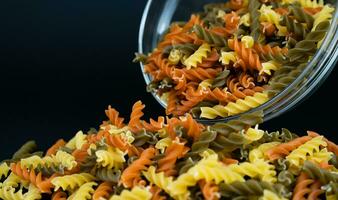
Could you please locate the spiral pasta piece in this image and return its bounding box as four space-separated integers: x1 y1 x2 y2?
281 16 308 40
249 142 280 162
143 166 173 194
219 180 276 198
128 101 145 133
105 105 125 128
288 20 330 62
51 173 95 192
260 189 286 200
0 162 10 179
249 0 265 42
199 180 220 200
312 5 334 31
11 140 38 161
299 0 324 8
286 136 326 168
228 39 262 71
200 92 269 119
197 49 220 68
51 191 67 200
46 139 66 156
308 148 333 164
188 130 218 157
289 5 314 29
259 4 287 36
193 25 229 47
223 11 240 35
307 131 338 155
183 43 211 69
10 162 55 193
109 186 152 200
292 172 313 200
303 161 338 184
219 51 237 65
265 135 313 160
94 168 121 183
68 182 97 200
211 111 263 135
96 147 126 169
157 139 189 176
120 147 156 188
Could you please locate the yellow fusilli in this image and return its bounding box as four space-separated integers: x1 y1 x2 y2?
200 92 269 119
95 147 126 169
51 173 95 192
286 136 326 168
109 186 152 200
183 43 211 69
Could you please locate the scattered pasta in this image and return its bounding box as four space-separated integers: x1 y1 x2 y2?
0 102 337 199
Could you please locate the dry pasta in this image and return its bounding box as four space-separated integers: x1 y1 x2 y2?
135 0 334 119
0 102 337 199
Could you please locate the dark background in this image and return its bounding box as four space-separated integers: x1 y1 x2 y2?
0 0 337 160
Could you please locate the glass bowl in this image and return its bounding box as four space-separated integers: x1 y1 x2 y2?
138 0 338 125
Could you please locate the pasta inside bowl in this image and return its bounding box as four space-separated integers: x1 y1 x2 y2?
137 0 338 124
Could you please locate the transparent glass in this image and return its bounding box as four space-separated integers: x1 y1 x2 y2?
138 0 338 124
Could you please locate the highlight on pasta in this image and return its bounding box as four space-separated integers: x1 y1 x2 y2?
135 0 335 119
0 101 337 199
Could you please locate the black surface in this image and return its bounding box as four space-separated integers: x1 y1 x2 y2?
0 0 337 160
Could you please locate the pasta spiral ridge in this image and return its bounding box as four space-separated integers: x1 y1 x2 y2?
211 69 230 89
163 43 199 58
265 135 313 160
128 101 146 133
303 161 338 184
95 147 126 169
201 92 269 119
187 130 218 157
10 162 55 193
287 20 330 62
219 180 276 198
182 67 222 82
11 141 38 161
249 0 265 42
228 39 262 72
92 181 113 200
120 147 156 188
109 186 152 200
193 25 229 48
292 172 313 200
94 167 121 183
51 173 95 192
211 111 263 136
68 182 97 200
289 5 314 29
298 0 324 8
281 16 308 40
267 63 306 97
183 43 211 69
157 140 189 176
312 5 334 31
307 131 338 155
46 139 66 156
143 166 173 194
210 131 246 152
105 106 125 129
51 191 67 200
286 136 326 167
199 180 220 200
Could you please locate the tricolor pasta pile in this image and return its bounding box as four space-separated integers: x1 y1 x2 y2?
0 101 337 200
135 0 335 119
